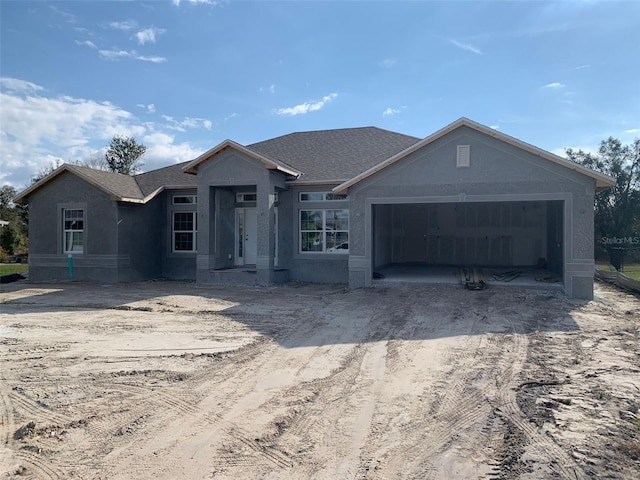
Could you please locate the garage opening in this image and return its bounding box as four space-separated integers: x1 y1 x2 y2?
372 201 564 288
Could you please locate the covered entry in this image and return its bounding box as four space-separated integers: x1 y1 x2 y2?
372 200 564 281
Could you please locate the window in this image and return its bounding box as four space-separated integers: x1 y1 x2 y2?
173 212 197 252
300 209 349 253
236 193 257 203
299 192 347 202
173 195 197 204
63 209 84 253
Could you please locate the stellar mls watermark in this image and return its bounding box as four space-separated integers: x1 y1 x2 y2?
601 235 639 245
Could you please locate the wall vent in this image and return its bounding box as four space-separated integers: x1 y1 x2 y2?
457 145 470 168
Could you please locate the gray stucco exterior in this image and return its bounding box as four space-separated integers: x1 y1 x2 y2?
16 118 613 299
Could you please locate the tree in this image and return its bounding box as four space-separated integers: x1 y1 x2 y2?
0 185 28 256
104 135 146 175
566 137 640 256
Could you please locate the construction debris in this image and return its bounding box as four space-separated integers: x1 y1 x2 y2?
461 268 487 290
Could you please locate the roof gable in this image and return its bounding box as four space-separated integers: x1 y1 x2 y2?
182 140 301 177
14 164 144 204
14 161 198 205
333 118 616 193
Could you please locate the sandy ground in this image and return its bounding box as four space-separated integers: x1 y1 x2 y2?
0 280 639 479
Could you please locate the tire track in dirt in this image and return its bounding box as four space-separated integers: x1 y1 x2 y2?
0 387 13 448
494 318 588 480
225 303 412 478
356 302 522 479
13 449 66 480
7 391 69 427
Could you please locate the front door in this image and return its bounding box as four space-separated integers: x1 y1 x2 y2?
236 208 257 265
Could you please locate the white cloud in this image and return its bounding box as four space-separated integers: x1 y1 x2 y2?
109 20 137 31
543 82 565 89
276 93 338 116
382 107 401 117
0 77 43 93
136 27 166 45
75 40 97 49
624 128 640 134
0 79 206 188
489 125 500 130
259 84 276 94
141 132 204 171
172 0 218 5
379 58 397 68
99 49 167 63
161 114 212 131
137 103 157 114
448 39 482 55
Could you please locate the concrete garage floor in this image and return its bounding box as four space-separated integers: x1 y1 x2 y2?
373 264 564 291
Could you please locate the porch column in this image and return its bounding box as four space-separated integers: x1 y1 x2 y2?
196 185 215 282
256 172 276 284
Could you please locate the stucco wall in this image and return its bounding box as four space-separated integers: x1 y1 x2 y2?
161 190 197 281
116 199 162 282
27 172 120 283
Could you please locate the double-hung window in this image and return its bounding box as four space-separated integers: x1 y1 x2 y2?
63 209 84 253
173 212 197 252
300 209 349 253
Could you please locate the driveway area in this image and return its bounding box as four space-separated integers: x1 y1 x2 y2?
1 280 639 479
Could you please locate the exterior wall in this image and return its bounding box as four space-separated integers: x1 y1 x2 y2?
27 172 120 283
162 189 197 280
287 186 349 284
116 199 162 282
348 126 597 299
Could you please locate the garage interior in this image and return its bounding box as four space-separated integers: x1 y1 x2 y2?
372 200 564 289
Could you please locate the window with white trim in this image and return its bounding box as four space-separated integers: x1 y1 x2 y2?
173 211 197 252
300 209 349 253
63 209 84 253
299 192 347 202
172 195 197 204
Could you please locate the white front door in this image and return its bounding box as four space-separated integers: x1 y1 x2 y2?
236 208 257 265
244 208 257 264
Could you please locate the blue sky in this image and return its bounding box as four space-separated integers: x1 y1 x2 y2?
1 0 639 188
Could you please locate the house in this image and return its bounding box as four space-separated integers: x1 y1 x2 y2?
14 118 615 299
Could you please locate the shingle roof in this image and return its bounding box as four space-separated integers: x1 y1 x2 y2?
14 161 198 204
134 160 197 197
69 165 144 199
246 127 421 183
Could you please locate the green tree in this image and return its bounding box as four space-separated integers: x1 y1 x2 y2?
566 137 640 251
104 135 146 175
0 185 28 256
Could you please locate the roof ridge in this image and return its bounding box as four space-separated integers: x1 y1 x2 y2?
247 126 420 147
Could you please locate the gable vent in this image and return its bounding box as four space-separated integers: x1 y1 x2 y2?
457 145 470 168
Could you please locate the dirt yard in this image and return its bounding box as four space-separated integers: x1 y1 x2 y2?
1 280 639 479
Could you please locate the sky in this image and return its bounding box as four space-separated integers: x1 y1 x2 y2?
1 0 639 189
